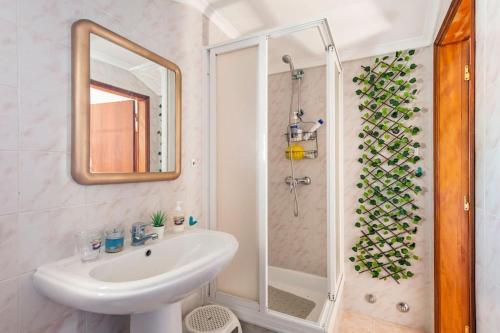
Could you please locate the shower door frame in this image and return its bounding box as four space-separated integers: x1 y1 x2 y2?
203 18 344 333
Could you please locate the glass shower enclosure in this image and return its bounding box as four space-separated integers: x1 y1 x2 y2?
203 18 343 333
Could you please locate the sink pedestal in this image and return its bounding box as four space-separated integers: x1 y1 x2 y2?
131 302 182 333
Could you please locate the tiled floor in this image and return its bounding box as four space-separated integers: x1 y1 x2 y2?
241 321 275 333
335 311 426 333
240 311 426 333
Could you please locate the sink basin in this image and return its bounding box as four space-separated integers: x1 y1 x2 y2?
34 229 238 333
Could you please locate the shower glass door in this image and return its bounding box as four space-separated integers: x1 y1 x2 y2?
207 36 268 308
266 24 343 324
206 18 343 332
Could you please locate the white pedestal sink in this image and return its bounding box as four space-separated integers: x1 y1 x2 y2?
34 229 238 333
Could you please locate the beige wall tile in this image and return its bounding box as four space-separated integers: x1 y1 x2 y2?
0 0 228 332
476 0 500 331
268 65 328 277
0 277 19 333
0 18 17 87
19 151 84 212
0 85 18 150
0 152 18 215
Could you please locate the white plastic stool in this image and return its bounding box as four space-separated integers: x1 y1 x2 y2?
185 305 242 333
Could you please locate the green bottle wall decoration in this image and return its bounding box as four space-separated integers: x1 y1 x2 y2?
349 49 423 283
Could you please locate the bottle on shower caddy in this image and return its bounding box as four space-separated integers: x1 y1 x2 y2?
289 123 303 140
289 110 303 140
303 118 324 140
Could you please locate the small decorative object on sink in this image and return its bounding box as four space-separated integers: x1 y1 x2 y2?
151 211 167 239
188 216 198 227
104 227 125 253
76 229 102 262
172 201 186 233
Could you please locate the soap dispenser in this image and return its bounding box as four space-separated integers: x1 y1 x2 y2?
172 201 185 233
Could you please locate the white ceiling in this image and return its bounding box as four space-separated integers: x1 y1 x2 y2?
267 27 326 74
175 0 451 62
91 34 150 70
90 87 132 105
90 34 165 95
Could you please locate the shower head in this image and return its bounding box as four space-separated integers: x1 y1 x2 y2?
282 54 295 72
282 54 292 64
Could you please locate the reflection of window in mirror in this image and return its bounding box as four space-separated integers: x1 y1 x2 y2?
90 80 150 173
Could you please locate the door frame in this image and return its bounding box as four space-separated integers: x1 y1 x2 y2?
434 0 475 331
89 80 151 172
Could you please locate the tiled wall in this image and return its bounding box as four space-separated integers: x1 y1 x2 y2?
0 1 226 332
268 66 327 277
475 1 500 332
341 47 434 332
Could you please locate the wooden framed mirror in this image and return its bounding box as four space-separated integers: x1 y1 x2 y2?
71 19 181 184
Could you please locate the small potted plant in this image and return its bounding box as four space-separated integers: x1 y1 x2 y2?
150 211 167 240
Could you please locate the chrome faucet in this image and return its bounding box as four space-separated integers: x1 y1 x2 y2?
131 222 158 246
285 176 311 192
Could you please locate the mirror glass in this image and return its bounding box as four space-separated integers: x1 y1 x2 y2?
89 33 176 173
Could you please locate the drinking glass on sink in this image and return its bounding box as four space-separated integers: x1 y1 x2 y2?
76 229 102 262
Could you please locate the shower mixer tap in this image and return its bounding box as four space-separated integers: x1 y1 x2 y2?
287 178 297 193
285 176 311 192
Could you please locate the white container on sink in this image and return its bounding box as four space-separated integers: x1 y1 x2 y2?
152 225 165 239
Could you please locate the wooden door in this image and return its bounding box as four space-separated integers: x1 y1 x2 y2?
435 39 472 333
135 99 150 173
90 100 135 173
434 0 475 332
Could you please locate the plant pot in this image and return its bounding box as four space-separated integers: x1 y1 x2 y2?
152 225 165 240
